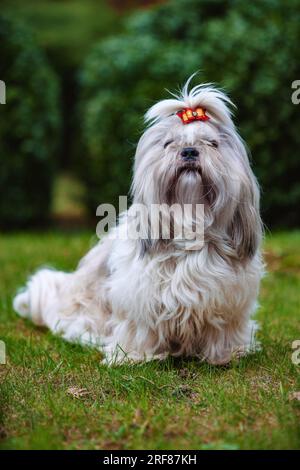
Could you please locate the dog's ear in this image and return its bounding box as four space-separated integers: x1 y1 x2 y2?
229 173 262 260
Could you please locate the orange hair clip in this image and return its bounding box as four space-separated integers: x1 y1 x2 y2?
176 107 209 124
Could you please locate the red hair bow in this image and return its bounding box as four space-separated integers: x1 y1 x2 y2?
176 107 209 125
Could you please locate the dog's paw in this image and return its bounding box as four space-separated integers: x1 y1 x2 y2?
101 351 141 366
232 341 262 358
101 348 165 366
206 355 232 366
13 289 30 318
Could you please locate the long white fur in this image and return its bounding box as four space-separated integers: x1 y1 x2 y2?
13 79 264 365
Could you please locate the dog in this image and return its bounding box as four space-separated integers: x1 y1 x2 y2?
13 78 264 365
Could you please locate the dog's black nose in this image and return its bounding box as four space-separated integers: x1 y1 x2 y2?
180 147 199 161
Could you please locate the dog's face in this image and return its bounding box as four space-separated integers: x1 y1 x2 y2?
132 83 262 258
158 118 230 208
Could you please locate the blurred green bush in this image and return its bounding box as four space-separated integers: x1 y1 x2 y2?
1 1 120 172
80 0 300 227
0 15 61 228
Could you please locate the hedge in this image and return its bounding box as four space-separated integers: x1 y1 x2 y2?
0 15 61 228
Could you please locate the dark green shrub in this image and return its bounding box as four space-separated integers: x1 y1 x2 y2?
0 15 61 228
80 0 300 227
1 0 121 171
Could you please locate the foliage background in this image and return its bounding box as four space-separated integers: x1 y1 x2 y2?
79 0 300 227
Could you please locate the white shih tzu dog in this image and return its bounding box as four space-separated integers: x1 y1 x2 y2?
14 79 263 365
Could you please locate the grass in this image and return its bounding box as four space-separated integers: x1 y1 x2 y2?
0 230 300 450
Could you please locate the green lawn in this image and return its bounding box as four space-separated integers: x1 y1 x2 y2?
0 231 299 450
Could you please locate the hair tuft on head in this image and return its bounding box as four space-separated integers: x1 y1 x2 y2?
145 73 235 128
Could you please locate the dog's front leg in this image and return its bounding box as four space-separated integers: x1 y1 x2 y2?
101 319 164 365
202 319 260 365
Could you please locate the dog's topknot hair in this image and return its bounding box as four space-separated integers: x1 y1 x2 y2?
145 73 235 128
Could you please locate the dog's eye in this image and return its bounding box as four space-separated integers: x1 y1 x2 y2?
164 140 173 149
209 140 219 148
